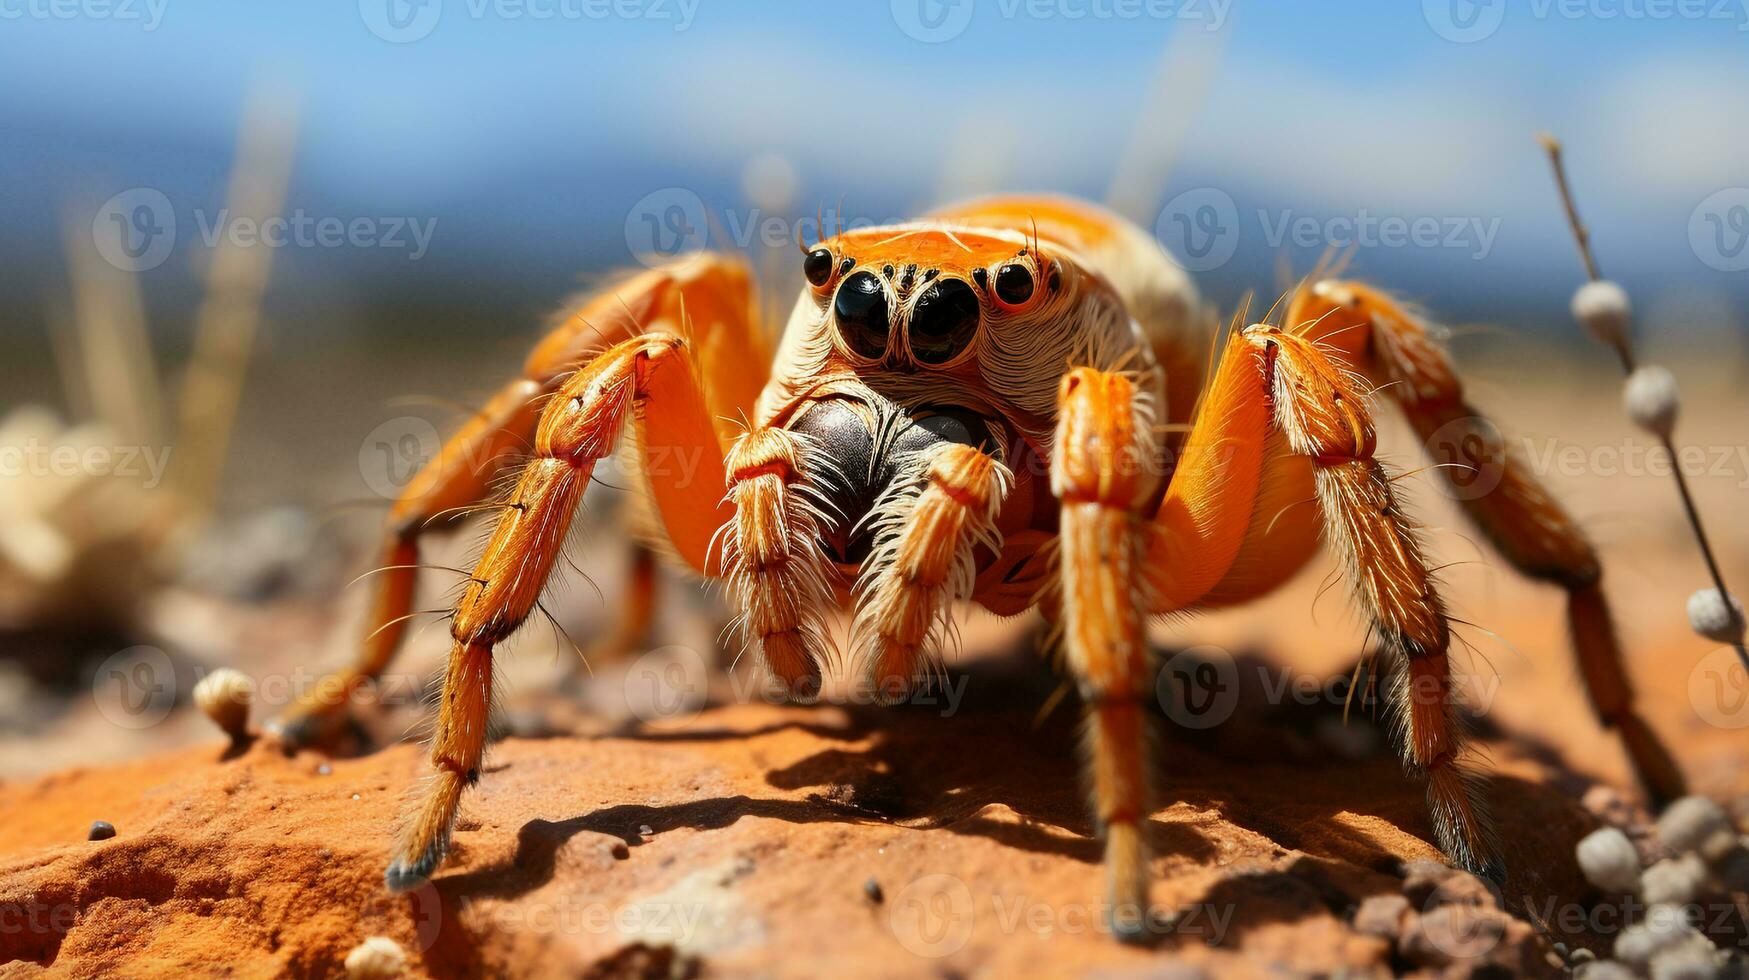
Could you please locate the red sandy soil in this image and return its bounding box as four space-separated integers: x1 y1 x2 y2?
1 383 1746 978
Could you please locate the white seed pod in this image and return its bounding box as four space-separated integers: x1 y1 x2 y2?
1640 854 1708 907
344 936 407 979
1623 365 1680 437
1648 933 1724 980
193 668 254 744
1572 279 1634 349
1615 904 1701 968
1658 796 1732 854
1577 827 1642 893
1686 589 1746 644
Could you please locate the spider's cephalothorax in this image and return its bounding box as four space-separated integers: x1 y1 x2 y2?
275 195 1685 942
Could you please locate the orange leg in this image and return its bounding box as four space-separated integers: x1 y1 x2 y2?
1151 326 1500 881
386 332 735 889
853 442 1010 702
1291 280 1685 805
1051 367 1165 941
277 257 765 747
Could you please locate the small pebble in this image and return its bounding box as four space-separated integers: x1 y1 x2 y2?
863 878 883 904
317 763 332 776
1659 797 1733 855
344 936 407 979
1642 854 1709 906
1648 931 1724 980
87 820 116 841
1616 905 1701 968
1579 826 1643 893
1572 947 1597 964
638 824 653 837
610 841 630 860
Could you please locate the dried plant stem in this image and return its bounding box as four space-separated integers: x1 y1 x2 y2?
1539 133 1748 671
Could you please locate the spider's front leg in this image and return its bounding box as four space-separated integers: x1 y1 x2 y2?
279 257 766 748
386 331 734 889
1050 368 1165 943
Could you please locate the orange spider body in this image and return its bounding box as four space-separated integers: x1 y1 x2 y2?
275 194 1683 941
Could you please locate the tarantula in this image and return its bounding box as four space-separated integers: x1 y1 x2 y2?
275 194 1682 940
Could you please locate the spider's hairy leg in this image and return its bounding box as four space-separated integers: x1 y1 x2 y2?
385 332 734 889
854 442 1010 702
279 256 766 748
1052 367 1164 943
1152 327 1501 881
721 428 840 699
1291 280 1685 805
275 378 543 747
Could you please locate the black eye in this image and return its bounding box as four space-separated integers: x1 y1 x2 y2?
994 264 1034 305
908 278 980 364
803 248 834 287
833 271 890 359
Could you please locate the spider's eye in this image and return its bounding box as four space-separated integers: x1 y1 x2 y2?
907 277 980 364
833 270 890 359
994 263 1035 306
803 247 834 287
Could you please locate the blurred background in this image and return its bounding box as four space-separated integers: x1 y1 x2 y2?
0 1 1746 783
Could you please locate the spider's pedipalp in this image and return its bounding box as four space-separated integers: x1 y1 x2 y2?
851 439 1011 702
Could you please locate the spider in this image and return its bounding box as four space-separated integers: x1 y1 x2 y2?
275 194 1683 941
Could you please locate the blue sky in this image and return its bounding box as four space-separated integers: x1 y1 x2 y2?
1 0 1746 338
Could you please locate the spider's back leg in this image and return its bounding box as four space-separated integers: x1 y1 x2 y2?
1291 280 1685 805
